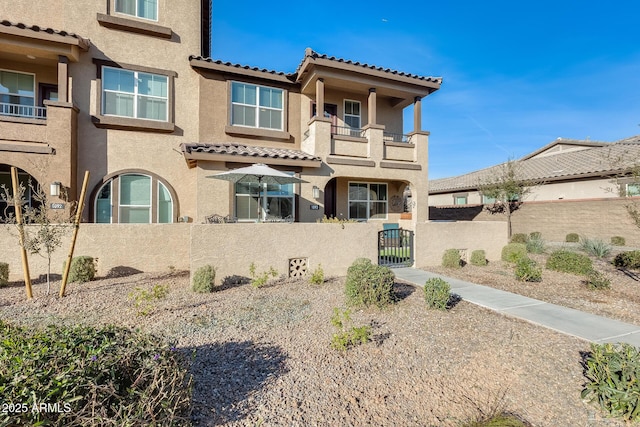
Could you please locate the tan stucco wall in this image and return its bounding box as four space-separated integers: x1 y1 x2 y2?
415 221 508 267
0 0 203 222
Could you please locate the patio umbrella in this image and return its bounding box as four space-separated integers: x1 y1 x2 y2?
207 163 306 221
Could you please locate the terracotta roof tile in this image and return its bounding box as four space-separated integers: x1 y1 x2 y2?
430 136 640 193
181 143 321 162
188 55 290 78
0 19 90 48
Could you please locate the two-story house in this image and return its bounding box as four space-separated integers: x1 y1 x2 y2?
0 1 441 226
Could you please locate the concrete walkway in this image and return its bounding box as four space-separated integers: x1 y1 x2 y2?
393 267 640 347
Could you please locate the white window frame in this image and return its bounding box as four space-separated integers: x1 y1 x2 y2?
0 69 36 118
230 81 284 131
626 183 640 197
348 182 388 221
234 178 295 222
115 0 158 21
344 99 361 129
454 195 467 205
93 174 174 224
101 66 168 122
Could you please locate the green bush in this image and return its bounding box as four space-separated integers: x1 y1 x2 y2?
470 250 487 266
442 249 462 269
310 264 325 285
582 342 640 421
510 233 528 244
586 270 611 290
192 264 216 293
579 237 612 258
0 320 191 426
423 277 451 310
565 233 580 243
514 257 542 282
611 236 626 246
526 235 546 254
330 308 371 351
65 256 96 283
461 412 530 427
0 262 8 287
501 243 527 263
129 284 170 316
249 262 278 288
344 258 395 308
546 250 593 275
529 231 542 240
613 250 640 269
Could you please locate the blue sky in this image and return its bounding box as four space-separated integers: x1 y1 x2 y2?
210 1 640 179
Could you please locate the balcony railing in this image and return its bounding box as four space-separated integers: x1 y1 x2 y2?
0 102 47 120
383 131 411 143
331 125 365 138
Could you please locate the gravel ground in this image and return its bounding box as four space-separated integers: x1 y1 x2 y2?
0 266 630 427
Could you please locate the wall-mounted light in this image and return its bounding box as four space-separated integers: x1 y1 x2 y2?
50 181 61 197
312 186 320 199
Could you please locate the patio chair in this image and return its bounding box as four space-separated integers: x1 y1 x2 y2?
205 214 225 224
223 215 238 223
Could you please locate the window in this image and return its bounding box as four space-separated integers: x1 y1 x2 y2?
102 66 168 121
231 82 283 131
626 183 640 197
0 70 38 118
482 194 496 204
235 178 295 222
116 0 158 20
348 182 387 221
344 100 361 129
94 173 174 223
454 195 467 205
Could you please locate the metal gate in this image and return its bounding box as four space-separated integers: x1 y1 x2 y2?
378 228 414 267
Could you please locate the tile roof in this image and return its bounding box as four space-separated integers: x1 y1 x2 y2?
295 48 443 85
0 19 90 48
188 55 291 79
181 142 322 162
430 136 640 193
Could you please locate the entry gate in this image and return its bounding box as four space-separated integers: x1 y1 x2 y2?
378 228 414 267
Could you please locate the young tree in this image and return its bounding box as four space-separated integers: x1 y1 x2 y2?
478 159 539 238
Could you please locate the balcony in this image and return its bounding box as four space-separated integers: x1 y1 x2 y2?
0 102 47 120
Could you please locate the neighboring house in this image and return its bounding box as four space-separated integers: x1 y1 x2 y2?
0 1 441 226
429 136 640 208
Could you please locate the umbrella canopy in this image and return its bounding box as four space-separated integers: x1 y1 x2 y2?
207 163 306 222
207 163 306 185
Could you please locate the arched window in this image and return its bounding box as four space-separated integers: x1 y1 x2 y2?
94 172 175 223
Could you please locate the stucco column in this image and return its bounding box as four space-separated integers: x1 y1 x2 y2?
57 55 69 103
413 96 422 133
368 88 377 126
316 78 325 117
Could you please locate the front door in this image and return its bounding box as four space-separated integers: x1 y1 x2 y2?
312 103 338 127
324 178 337 218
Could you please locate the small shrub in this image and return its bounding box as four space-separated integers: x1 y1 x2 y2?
0 320 191 426
529 231 542 240
579 237 611 258
330 308 371 351
249 262 279 288
344 258 395 308
586 270 611 290
423 277 451 310
501 243 527 263
192 264 216 293
510 233 528 244
526 235 546 254
309 264 325 285
613 250 640 269
65 256 96 283
0 262 8 287
442 249 462 269
565 233 580 243
461 413 530 427
611 236 626 246
514 257 542 282
582 342 640 421
129 284 169 316
546 250 593 275
470 250 487 266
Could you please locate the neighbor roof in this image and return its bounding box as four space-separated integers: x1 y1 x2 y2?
430 136 640 193
181 143 322 168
